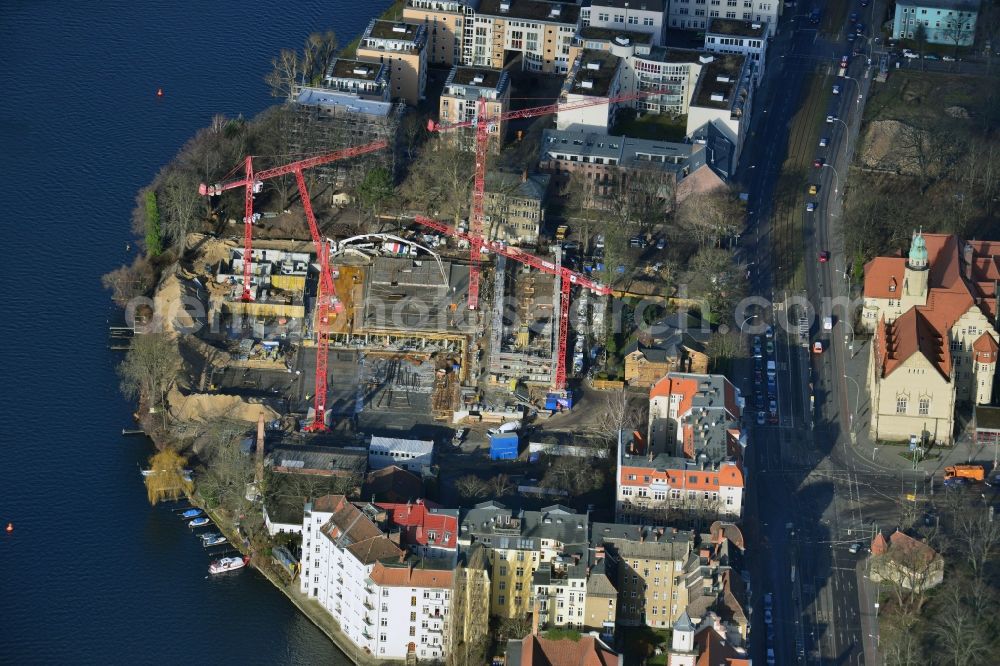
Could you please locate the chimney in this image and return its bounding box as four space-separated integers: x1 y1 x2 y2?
255 414 266 485
522 169 528 183
963 242 974 280
532 596 541 636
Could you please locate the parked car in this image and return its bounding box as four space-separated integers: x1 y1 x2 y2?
757 411 766 425
924 53 939 60
813 341 824 354
832 84 841 94
849 11 858 22
656 238 666 250
808 184 818 195
764 609 773 624
942 55 956 62
903 51 920 59
766 340 775 355
806 202 817 212
767 648 776 665
765 325 774 339
753 336 763 356
764 592 773 608
452 427 469 445
855 22 865 33
847 32 857 42
944 476 971 489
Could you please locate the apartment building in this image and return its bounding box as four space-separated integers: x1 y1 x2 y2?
439 65 511 150
616 373 745 523
459 501 589 619
356 20 429 104
377 500 460 563
582 556 619 637
556 49 624 132
569 30 704 116
581 0 668 46
321 58 392 101
471 0 581 73
863 232 1000 444
668 0 781 38
404 0 478 66
685 54 753 169
703 19 768 83
483 170 551 245
531 554 590 629
892 0 980 46
593 522 696 628
300 496 459 661
684 522 749 641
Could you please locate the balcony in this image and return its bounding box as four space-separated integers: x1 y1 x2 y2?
363 615 374 626
363 599 375 611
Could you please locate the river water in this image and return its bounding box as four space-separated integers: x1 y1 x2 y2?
0 1 388 662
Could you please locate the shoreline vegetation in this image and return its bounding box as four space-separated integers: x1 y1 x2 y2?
110 4 404 664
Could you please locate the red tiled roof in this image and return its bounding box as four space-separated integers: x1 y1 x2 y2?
863 257 907 299
619 461 744 489
368 561 453 588
874 310 952 380
871 529 939 566
693 623 751 666
518 635 618 666
973 332 999 364
376 500 458 549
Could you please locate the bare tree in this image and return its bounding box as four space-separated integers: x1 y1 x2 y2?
590 388 644 449
488 473 513 497
540 456 605 496
119 332 181 412
675 188 744 248
932 583 990 666
265 48 301 100
398 137 475 224
160 168 203 246
102 257 155 307
954 510 1000 582
301 31 339 85
455 474 489 500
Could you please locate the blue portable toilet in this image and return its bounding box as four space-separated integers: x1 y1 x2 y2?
489 433 519 460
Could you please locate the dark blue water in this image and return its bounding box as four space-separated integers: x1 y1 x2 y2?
0 1 387 662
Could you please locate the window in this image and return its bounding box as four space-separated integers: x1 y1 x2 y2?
498 595 505 605
380 618 388 627
643 17 654 26
410 612 417 621
411 597 417 606
598 12 609 21
614 14 625 23
896 397 907 414
919 398 930 415
380 633 387 642
628 15 638 24
409 627 416 637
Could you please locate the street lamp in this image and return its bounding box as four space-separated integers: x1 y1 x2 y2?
845 374 861 437
844 321 856 357
739 314 757 336
823 162 840 194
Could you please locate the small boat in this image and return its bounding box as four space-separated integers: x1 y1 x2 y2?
199 531 221 542
203 535 227 547
181 508 203 519
188 517 211 528
209 556 247 574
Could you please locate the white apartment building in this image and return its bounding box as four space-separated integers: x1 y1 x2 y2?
532 557 590 629
704 19 768 83
685 54 753 169
892 0 979 46
300 496 456 661
668 0 780 38
556 50 624 132
581 0 667 46
369 436 435 473
472 0 581 73
368 562 454 661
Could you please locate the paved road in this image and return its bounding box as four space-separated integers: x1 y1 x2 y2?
736 2 896 664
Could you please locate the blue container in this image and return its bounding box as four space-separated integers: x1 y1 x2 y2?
489 433 519 460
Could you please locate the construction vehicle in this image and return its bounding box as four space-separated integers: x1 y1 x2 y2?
944 465 985 482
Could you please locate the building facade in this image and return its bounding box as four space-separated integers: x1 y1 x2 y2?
439 65 511 150
471 0 581 73
892 0 980 46
403 0 476 66
581 0 667 46
556 50 624 132
483 171 551 244
356 20 429 104
368 436 435 473
703 19 768 84
668 0 781 37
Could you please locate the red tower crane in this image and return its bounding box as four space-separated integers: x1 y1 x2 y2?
199 140 389 301
200 139 389 430
414 215 611 391
426 86 672 310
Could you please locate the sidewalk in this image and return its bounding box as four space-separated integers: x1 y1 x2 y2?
842 339 991 475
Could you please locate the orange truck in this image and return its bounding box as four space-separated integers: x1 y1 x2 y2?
944 465 985 481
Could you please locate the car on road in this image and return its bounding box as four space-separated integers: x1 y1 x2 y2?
944 476 971 489
813 157 825 168
764 609 773 625
819 136 829 147
855 22 865 33
806 202 816 212
765 325 774 339
767 648 776 665
819 250 830 262
849 543 861 554
757 411 766 425
924 53 939 60
808 184 818 195
766 340 775 355
826 114 838 123
753 336 763 356
769 399 778 414
832 84 840 94
840 55 850 68
847 32 857 42
823 316 833 330
942 55 956 62
986 471 1000 486
813 341 824 354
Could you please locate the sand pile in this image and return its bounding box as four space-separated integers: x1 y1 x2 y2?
167 386 279 424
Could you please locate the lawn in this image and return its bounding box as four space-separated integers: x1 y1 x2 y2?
862 69 986 128
611 109 687 142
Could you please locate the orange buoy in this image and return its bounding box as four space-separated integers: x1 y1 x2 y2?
156 88 164 97
5 522 12 534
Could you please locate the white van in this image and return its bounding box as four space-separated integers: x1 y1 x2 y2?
823 316 833 330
